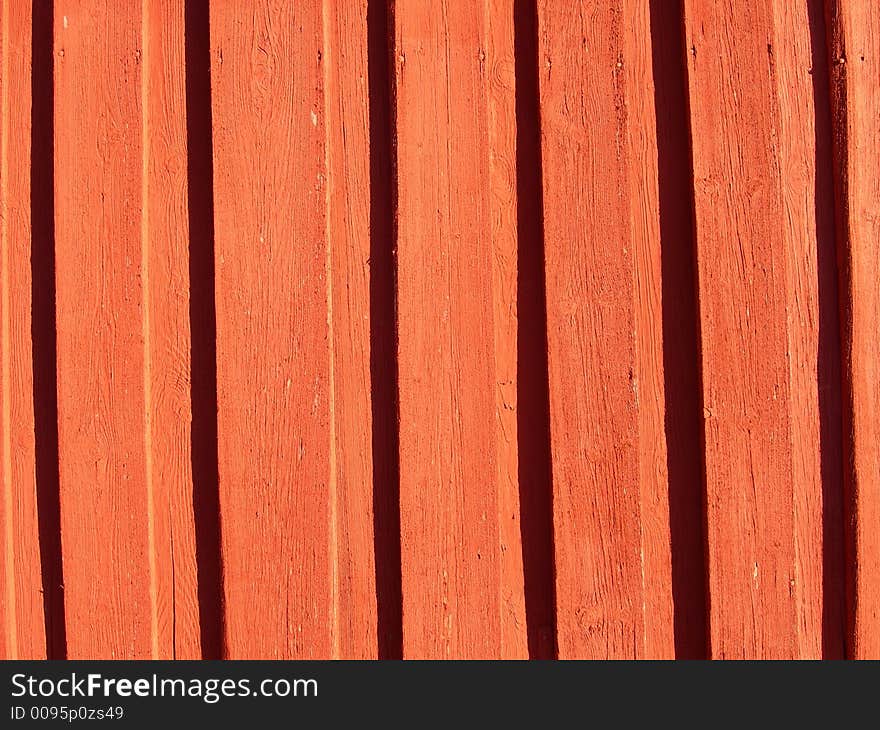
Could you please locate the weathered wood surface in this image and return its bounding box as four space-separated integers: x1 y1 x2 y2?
0 0 875 659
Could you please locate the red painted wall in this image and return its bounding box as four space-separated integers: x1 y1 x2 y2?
1 0 876 659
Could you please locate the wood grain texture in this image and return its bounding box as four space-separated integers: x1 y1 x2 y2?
211 0 333 659
486 0 528 660
538 0 674 658
827 0 880 659
684 0 840 658
55 0 154 658
2 0 877 661
144 0 201 658
770 0 844 659
0 0 46 660
396 0 524 658
685 0 794 660
324 0 380 658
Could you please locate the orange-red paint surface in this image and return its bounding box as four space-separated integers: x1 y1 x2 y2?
683 0 847 659
1 0 877 659
538 0 675 659
0 0 45 660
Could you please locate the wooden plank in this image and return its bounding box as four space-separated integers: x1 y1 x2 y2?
396 0 524 658
54 0 198 659
771 0 845 658
55 1 154 658
211 0 333 658
144 0 202 658
538 0 674 658
323 0 382 658
0 0 46 660
486 0 529 659
50 0 203 661
685 0 793 660
827 0 880 659
625 1 677 660
684 0 840 657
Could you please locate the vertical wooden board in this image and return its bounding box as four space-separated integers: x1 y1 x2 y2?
0 0 46 659
323 0 379 658
144 0 201 658
828 0 880 659
770 0 844 658
396 0 514 658
55 1 153 658
211 0 332 658
625 0 676 659
538 0 674 658
486 0 528 659
684 0 802 658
